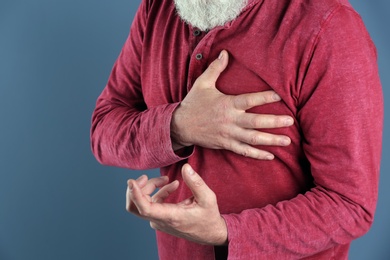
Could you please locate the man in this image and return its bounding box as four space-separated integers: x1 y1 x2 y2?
91 0 383 259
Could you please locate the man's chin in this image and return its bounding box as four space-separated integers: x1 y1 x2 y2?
173 0 248 31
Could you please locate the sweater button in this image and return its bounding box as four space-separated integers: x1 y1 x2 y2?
195 53 203 60
193 30 201 36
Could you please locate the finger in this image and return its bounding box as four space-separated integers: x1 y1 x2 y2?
178 197 194 206
181 164 216 206
135 175 148 188
126 186 133 212
233 90 282 110
143 176 170 195
129 176 170 196
128 179 153 218
126 181 142 215
130 180 180 222
224 139 276 160
127 176 148 191
236 113 294 129
195 50 229 88
151 180 180 203
233 129 291 147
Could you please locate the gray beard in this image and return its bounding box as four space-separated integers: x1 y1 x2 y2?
174 0 248 31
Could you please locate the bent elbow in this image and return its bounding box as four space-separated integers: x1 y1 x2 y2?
354 206 375 238
340 201 376 243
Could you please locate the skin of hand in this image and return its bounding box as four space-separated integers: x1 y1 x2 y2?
126 164 228 246
171 50 294 160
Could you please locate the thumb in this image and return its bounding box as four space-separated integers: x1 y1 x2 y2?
181 164 216 206
196 50 229 88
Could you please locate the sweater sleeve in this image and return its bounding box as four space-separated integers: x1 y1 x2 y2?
222 6 383 259
91 0 191 170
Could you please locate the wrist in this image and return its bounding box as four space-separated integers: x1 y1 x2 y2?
170 105 192 150
214 216 228 246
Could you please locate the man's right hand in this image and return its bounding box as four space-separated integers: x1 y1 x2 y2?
170 50 294 160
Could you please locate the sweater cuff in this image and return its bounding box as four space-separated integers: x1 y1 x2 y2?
144 102 194 168
221 213 242 259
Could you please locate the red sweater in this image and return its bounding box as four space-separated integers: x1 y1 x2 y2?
91 0 383 259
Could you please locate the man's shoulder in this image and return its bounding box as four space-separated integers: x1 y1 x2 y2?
278 0 358 33
138 0 176 20
293 0 352 10
292 0 355 18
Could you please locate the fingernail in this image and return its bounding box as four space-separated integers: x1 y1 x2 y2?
285 117 294 126
281 137 291 146
265 154 274 160
218 51 224 60
187 167 195 175
128 181 133 190
272 93 281 101
136 175 144 181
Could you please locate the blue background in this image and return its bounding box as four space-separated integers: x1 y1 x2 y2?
0 1 388 259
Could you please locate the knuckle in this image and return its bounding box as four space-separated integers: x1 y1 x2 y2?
220 142 229 151
256 93 268 104
216 128 232 147
259 91 274 103
219 128 230 139
260 92 274 106
215 139 225 150
249 134 259 145
250 116 262 128
232 96 241 108
244 96 256 108
162 215 180 229
138 208 150 217
193 179 204 187
219 137 233 150
241 148 252 157
169 218 180 229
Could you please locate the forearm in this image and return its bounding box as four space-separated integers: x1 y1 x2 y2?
91 100 191 170
222 185 376 259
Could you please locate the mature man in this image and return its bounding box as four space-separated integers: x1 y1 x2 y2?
91 0 383 259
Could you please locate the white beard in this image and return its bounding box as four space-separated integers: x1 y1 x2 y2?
174 0 248 31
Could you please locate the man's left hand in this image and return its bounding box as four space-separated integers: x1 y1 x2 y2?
126 164 228 246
